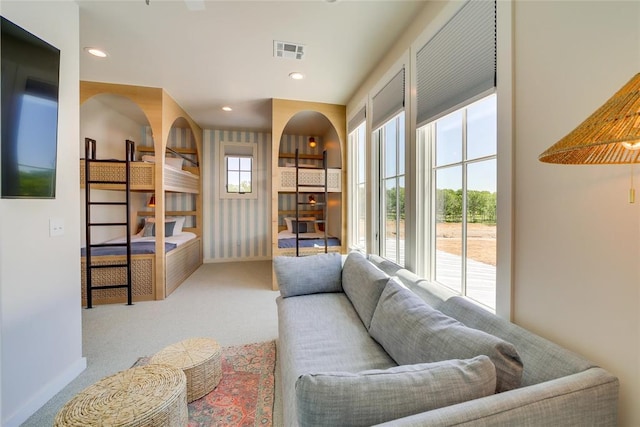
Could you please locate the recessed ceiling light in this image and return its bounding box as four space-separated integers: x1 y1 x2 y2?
289 72 304 80
84 47 108 58
222 106 233 112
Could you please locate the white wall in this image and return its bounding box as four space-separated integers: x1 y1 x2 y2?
0 2 85 426
513 2 640 425
347 0 640 425
80 97 148 243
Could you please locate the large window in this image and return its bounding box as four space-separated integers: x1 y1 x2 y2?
348 122 367 251
422 94 496 309
378 112 405 266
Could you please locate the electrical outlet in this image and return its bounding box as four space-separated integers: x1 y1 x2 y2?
49 217 64 237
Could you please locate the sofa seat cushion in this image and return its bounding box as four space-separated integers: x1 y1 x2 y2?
342 251 390 329
274 253 343 297
277 293 396 426
370 278 524 393
295 356 496 427
278 293 395 374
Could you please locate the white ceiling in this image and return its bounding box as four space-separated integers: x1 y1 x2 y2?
78 0 427 133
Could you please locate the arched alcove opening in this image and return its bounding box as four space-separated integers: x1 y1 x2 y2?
270 98 346 289
164 116 201 234
80 93 152 243
278 110 343 241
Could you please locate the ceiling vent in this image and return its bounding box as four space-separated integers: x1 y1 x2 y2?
274 41 305 60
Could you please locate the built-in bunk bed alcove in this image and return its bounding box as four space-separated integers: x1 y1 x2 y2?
79 81 203 305
271 99 346 290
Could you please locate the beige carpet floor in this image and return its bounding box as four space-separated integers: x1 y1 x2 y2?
23 260 282 426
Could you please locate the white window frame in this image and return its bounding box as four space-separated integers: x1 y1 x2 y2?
219 141 257 200
376 111 406 267
348 122 367 252
418 92 497 311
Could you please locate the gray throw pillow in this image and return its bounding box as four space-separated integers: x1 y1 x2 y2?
273 253 342 298
291 220 315 234
369 278 523 393
341 251 390 329
295 356 496 427
142 220 175 237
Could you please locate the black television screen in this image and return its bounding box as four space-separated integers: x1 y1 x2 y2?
1 16 60 199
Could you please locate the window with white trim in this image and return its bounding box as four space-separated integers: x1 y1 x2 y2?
219 142 257 199
377 111 405 266
419 93 496 309
348 121 367 251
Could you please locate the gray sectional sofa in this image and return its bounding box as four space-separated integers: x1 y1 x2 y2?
274 252 619 427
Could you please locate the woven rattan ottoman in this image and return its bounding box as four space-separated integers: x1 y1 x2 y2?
150 337 222 402
54 364 187 426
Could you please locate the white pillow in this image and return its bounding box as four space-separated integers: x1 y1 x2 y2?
168 216 186 234
141 155 183 170
165 156 184 170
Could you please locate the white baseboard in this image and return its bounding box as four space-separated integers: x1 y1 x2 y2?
3 357 87 427
204 256 272 264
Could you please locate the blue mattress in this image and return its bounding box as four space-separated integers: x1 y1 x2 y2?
81 241 177 256
278 237 341 248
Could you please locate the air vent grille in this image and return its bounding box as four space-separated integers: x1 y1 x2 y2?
274 40 305 60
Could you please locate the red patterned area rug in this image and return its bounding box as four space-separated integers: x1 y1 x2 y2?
135 340 276 427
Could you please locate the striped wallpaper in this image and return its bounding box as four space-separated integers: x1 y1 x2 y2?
203 129 272 262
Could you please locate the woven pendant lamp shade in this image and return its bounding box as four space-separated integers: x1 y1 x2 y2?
539 73 640 164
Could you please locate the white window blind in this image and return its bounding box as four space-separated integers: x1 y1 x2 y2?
372 68 405 130
348 105 366 134
416 0 496 127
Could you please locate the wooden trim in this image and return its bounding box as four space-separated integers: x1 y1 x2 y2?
279 152 324 160
166 238 202 296
278 210 324 216
138 146 198 155
138 210 198 217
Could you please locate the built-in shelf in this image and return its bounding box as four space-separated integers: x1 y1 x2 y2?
279 152 324 160
138 146 198 155
278 209 324 216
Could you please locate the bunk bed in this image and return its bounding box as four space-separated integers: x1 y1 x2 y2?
275 149 342 257
80 138 202 306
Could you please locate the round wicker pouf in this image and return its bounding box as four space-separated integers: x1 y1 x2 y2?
54 364 187 427
150 337 222 403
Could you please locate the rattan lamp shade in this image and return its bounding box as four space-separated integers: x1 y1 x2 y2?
539 73 640 164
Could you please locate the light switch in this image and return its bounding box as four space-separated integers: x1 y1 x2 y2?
49 217 64 237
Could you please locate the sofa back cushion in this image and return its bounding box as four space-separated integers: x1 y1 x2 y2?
341 252 390 329
295 356 496 427
369 278 524 393
273 253 343 298
439 296 595 386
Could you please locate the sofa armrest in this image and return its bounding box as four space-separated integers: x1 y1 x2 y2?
373 367 618 427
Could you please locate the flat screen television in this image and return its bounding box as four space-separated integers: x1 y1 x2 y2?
1 16 60 199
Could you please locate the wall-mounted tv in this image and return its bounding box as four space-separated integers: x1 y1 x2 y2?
1 16 60 199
